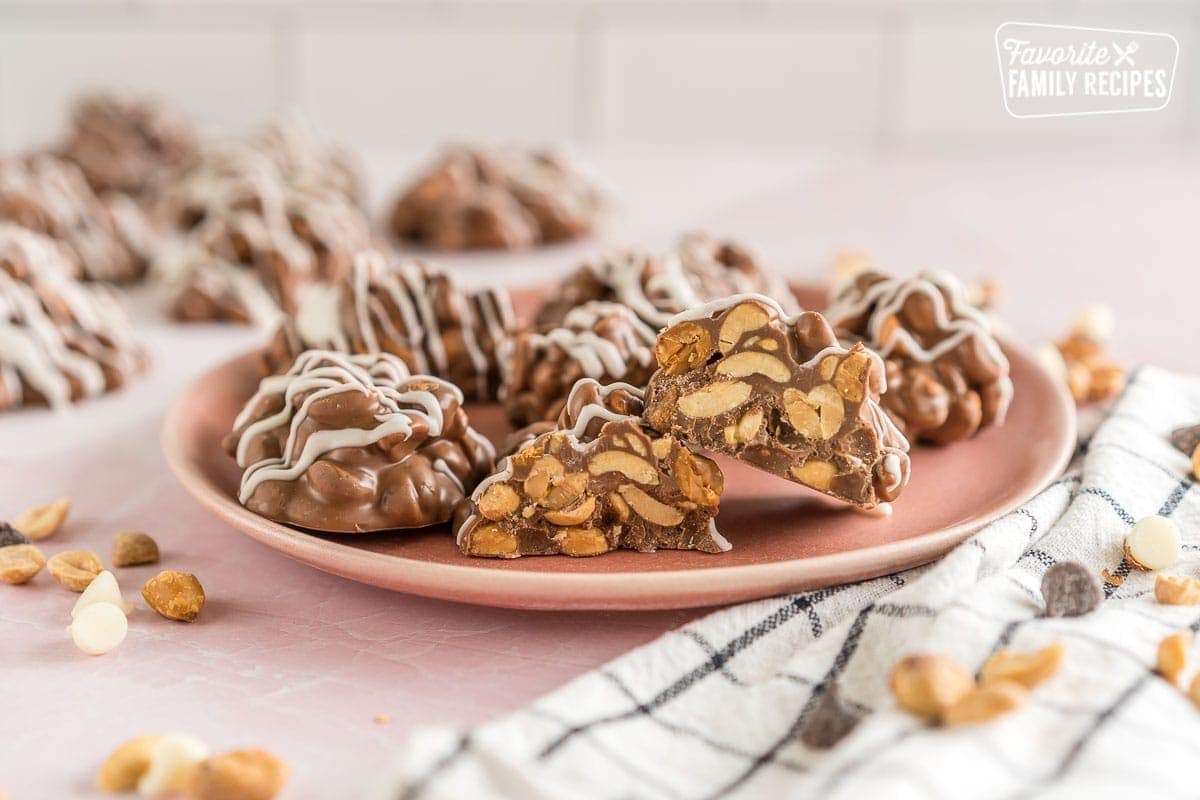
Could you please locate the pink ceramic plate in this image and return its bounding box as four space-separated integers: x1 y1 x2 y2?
162 286 1075 610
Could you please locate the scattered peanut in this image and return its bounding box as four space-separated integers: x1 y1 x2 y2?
1125 516 1181 571
980 642 1065 689
888 654 973 721
190 749 288 800
96 735 161 792
1155 574 1200 606
46 549 103 592
138 735 210 798
942 680 1029 726
1192 444 1200 483
374 714 391 725
69 602 128 655
142 571 206 622
0 543 45 585
1156 630 1192 686
112 531 160 567
13 497 70 541
1189 673 1200 711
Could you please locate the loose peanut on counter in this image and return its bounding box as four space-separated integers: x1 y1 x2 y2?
13 497 70 541
1125 516 1181 571
47 549 104 592
1156 630 1192 686
980 642 1065 689
889 655 973 721
0 544 45 585
112 531 160 568
942 680 1029 727
1189 674 1200 711
96 736 161 792
142 571 205 622
1155 574 1200 606
137 735 211 798
190 749 288 800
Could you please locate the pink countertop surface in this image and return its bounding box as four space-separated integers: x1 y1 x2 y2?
2 150 1197 798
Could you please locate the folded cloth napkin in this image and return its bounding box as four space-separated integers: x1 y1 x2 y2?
378 365 1200 800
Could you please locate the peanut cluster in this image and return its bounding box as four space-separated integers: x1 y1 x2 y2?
389 146 603 251
644 297 910 508
58 90 199 198
829 271 1012 445
457 379 725 558
227 360 495 532
263 253 515 402
0 154 154 282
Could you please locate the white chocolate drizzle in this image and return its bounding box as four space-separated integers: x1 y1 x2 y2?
0 224 140 409
528 301 657 380
286 250 510 398
825 271 1013 424
234 350 460 503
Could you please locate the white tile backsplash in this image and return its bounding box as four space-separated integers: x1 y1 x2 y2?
293 18 579 150
0 15 277 151
0 0 1193 152
596 21 885 146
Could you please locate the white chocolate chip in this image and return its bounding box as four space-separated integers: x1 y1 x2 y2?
72 570 134 618
68 602 128 655
1125 515 1181 571
138 735 210 798
1070 304 1115 342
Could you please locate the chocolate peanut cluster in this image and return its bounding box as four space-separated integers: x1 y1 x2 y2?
225 350 495 532
826 270 1013 445
0 154 155 282
263 250 515 402
643 295 911 508
0 224 146 411
535 233 799 331
389 145 603 251
501 300 657 426
506 233 800 426
156 139 372 324
456 379 726 558
58 90 198 199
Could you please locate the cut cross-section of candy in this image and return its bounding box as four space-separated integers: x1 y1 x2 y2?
456 379 727 558
643 294 910 509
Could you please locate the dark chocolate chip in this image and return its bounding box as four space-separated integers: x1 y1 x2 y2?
0 522 29 549
1041 562 1103 617
1170 424 1200 456
799 682 860 749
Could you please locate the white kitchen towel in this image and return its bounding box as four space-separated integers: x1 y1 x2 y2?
379 365 1200 800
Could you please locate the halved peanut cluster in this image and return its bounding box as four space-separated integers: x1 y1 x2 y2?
457 380 725 558
827 270 1013 444
644 296 910 508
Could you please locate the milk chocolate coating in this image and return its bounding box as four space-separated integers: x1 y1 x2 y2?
456 379 726 558
225 351 495 533
501 301 657 426
0 154 151 282
533 233 799 332
643 295 910 508
389 146 602 251
826 271 1013 445
59 90 198 198
263 252 514 402
0 225 147 411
